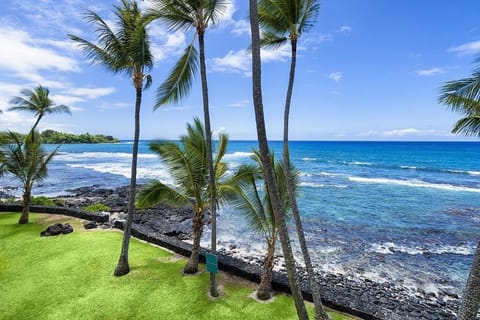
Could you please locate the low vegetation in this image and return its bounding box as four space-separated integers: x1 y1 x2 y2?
82 203 112 212
40 130 119 144
0 213 354 320
30 196 57 206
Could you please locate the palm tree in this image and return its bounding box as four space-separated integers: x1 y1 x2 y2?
439 61 480 320
137 118 230 274
0 131 59 224
8 85 71 133
230 150 297 300
258 1 329 318
69 0 154 277
249 1 309 318
146 0 228 296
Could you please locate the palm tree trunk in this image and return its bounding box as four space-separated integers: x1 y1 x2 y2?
283 40 330 320
458 241 480 320
257 236 276 300
249 2 309 319
198 31 218 296
19 188 31 224
114 86 142 277
184 210 204 274
31 115 43 133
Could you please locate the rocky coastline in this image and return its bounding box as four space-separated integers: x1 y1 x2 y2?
1 185 466 319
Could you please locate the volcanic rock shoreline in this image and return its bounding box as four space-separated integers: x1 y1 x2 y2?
0 185 468 319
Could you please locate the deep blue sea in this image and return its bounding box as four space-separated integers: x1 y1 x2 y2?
2 140 480 296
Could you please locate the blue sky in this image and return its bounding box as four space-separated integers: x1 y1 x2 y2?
1 0 480 141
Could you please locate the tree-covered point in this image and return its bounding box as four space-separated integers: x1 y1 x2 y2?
40 130 119 144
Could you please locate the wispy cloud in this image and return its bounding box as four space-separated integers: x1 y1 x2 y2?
329 72 342 82
210 45 291 76
339 25 352 34
227 99 250 108
0 27 80 83
448 40 480 56
415 67 445 76
359 128 444 138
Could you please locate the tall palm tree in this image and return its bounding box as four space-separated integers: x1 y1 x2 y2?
230 150 297 300
69 0 154 277
258 1 329 318
146 0 228 296
249 1 309 318
137 118 230 274
439 61 480 320
0 131 59 224
8 85 71 133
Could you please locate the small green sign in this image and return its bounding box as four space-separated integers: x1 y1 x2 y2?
205 252 218 274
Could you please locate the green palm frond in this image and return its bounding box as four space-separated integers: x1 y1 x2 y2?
258 0 319 44
138 118 231 211
260 31 288 49
69 0 153 80
137 180 189 209
0 131 58 190
145 1 196 32
451 115 480 137
155 41 199 108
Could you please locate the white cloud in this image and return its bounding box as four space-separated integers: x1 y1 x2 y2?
415 67 445 76
231 20 251 36
329 72 342 82
66 87 115 99
227 99 250 108
0 27 80 82
210 45 291 76
339 25 352 34
359 128 443 138
448 40 480 56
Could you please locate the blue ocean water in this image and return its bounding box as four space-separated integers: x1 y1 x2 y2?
2 140 479 295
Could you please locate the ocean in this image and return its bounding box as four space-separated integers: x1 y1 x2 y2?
1 140 479 296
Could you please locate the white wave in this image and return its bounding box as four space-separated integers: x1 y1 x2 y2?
302 157 317 161
468 171 480 176
350 161 372 166
400 165 417 170
299 182 325 188
369 242 475 256
319 171 341 177
56 152 157 161
223 151 254 159
67 163 173 182
348 176 480 193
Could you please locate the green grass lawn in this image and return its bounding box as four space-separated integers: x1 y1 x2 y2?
0 213 356 320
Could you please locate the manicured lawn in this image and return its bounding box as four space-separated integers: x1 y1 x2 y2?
0 213 355 320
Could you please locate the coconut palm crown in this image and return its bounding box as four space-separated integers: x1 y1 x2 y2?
7 85 71 133
69 0 154 277
0 131 59 224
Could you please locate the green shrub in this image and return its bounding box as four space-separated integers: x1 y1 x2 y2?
30 196 56 206
82 203 111 212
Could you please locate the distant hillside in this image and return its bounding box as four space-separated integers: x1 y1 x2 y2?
40 130 119 144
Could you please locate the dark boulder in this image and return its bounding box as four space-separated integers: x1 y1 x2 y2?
40 223 73 237
83 221 97 230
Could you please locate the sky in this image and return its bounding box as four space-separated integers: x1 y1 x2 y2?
1 0 480 141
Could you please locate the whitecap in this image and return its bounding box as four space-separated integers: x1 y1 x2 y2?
348 176 480 193
369 242 475 256
299 182 325 188
223 151 254 159
302 157 317 161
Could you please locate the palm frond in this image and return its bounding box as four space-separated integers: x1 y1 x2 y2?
260 31 288 49
451 115 480 136
155 39 199 107
137 180 189 208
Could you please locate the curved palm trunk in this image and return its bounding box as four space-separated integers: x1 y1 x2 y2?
283 40 330 320
19 188 31 224
198 32 218 296
458 241 480 320
249 2 309 319
114 86 142 277
31 115 43 133
184 209 204 274
257 235 276 300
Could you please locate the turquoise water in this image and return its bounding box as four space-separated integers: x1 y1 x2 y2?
2 141 479 294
